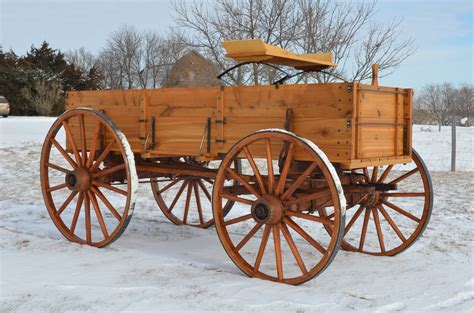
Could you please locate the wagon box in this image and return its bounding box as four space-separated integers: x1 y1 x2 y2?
40 39 432 285
66 82 413 169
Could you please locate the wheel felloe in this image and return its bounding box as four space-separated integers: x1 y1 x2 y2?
213 129 345 285
40 108 137 248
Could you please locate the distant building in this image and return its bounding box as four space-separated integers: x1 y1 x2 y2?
162 51 221 88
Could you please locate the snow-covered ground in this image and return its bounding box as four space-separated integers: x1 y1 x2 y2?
0 117 473 312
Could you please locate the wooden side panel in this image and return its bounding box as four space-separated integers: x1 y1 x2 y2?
67 90 144 152
146 87 220 157
220 83 353 161
64 82 414 169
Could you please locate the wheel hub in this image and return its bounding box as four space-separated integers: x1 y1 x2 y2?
362 191 382 207
65 167 91 192
251 194 285 224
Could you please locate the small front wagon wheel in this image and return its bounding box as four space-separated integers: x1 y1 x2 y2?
150 158 241 228
212 129 346 285
40 108 137 247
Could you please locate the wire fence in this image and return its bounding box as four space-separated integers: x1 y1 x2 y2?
412 125 473 171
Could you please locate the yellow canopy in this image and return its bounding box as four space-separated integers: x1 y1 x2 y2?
222 39 336 71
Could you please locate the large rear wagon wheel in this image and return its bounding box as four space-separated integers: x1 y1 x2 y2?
213 129 346 285
321 149 433 256
40 108 137 248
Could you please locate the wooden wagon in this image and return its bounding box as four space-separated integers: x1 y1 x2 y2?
40 39 433 285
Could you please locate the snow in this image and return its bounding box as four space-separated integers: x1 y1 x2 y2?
1 117 473 312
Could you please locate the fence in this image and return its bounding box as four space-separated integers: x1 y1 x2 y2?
412 124 473 171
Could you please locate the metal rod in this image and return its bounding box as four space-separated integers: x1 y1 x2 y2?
357 88 406 95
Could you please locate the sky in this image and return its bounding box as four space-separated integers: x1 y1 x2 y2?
0 0 472 90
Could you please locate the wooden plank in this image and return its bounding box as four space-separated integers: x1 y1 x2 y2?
340 156 413 169
223 83 353 119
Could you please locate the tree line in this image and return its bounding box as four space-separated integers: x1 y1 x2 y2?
0 42 103 115
0 0 471 121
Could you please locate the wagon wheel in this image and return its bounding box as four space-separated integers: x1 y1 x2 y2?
213 129 345 285
321 149 432 256
40 108 137 248
150 158 240 228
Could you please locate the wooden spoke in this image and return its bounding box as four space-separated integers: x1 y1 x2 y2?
168 180 189 212
284 217 326 254
377 165 393 183
57 190 79 215
344 206 365 236
235 223 262 251
193 182 204 224
62 120 81 165
226 167 260 197
371 166 379 183
243 146 266 195
273 225 283 280
86 122 102 168
69 192 84 234
382 192 425 198
51 138 77 169
224 213 253 226
285 210 334 226
389 168 419 185
93 164 126 178
155 179 180 195
359 209 371 251
372 207 385 252
253 224 271 273
382 199 421 222
84 193 91 244
93 181 128 196
378 205 407 242
46 162 71 174
281 162 318 200
275 143 295 196
91 186 122 221
265 138 274 193
280 222 307 274
89 191 109 239
47 183 67 192
285 189 331 206
183 183 193 224
197 179 212 201
90 139 116 172
79 114 87 166
363 168 369 178
221 193 255 206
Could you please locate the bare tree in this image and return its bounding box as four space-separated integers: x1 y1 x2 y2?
98 27 189 89
417 83 456 131
454 83 473 123
22 75 62 116
172 0 415 85
99 25 142 89
65 47 98 72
